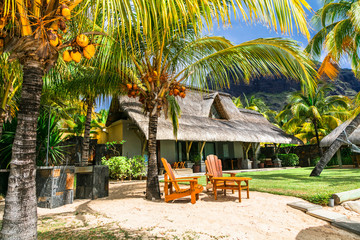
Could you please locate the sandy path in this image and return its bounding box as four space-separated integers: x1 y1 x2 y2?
37 181 359 240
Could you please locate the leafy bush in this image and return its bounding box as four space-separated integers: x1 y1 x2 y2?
130 155 146 178
310 157 320 166
278 154 299 167
102 155 146 180
102 156 130 180
0 110 65 168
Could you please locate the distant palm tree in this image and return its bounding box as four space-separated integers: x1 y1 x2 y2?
306 0 360 176
306 0 360 77
276 84 351 154
232 95 277 121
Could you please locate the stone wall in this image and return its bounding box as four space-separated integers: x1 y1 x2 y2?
75 165 109 200
36 166 75 209
261 144 321 167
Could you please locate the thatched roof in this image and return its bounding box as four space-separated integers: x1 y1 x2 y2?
107 90 302 144
320 118 360 147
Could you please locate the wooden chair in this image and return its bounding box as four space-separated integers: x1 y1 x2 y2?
205 155 252 202
172 162 179 169
205 155 236 191
179 162 185 168
161 158 203 204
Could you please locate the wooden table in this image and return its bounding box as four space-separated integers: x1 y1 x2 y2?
212 177 252 202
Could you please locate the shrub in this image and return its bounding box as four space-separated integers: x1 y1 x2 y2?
310 157 320 166
102 155 147 180
102 156 130 180
130 155 146 178
278 154 299 167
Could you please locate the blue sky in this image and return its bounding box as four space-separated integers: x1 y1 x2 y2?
208 0 322 49
97 0 345 111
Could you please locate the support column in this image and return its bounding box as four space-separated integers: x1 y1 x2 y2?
186 141 192 161
337 149 343 168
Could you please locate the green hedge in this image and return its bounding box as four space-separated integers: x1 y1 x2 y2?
311 148 354 167
277 154 299 167
102 155 146 180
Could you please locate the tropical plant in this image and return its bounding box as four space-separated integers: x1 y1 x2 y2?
0 54 21 139
120 18 317 200
277 153 299 167
305 0 360 176
233 95 277 121
35 109 65 166
306 0 360 78
276 83 351 154
0 0 313 237
130 155 147 178
0 109 65 168
101 156 131 180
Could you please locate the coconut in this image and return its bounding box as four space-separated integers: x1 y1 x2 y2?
61 5 71 20
83 44 95 59
70 51 82 63
63 50 72 62
76 34 89 48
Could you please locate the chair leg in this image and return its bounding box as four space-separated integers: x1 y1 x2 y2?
191 191 196 204
214 182 217 200
196 193 199 200
238 181 241 202
246 180 250 199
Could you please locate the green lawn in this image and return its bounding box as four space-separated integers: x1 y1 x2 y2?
193 167 360 205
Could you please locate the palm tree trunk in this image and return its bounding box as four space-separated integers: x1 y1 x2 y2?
145 113 161 200
310 113 360 176
0 109 5 140
1 61 44 240
81 100 93 166
313 119 323 156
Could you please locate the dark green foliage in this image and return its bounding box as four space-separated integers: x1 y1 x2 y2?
0 109 66 168
0 118 17 169
102 155 146 179
36 110 65 166
277 153 299 167
311 148 354 167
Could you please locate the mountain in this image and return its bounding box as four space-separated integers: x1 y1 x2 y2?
220 68 360 111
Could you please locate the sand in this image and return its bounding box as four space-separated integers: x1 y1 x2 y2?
1 180 359 239
37 181 360 239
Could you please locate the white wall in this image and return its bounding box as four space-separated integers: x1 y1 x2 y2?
122 120 142 158
160 141 176 163
234 142 244 159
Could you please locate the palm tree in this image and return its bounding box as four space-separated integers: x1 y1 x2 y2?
235 94 278 121
305 0 360 176
0 0 314 237
276 83 351 155
56 66 120 166
120 19 317 199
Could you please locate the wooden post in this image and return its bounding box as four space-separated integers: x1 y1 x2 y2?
200 142 206 159
243 143 251 159
141 139 147 156
336 149 343 168
186 141 192 161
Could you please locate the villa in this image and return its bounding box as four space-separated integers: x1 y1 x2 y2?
98 89 301 170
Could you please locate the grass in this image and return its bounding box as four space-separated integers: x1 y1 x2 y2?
184 167 360 205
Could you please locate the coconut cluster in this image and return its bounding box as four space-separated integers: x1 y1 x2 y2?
126 84 140 98
47 4 71 48
169 82 186 98
62 34 96 63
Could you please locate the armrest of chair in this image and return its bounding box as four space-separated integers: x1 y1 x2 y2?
164 179 198 183
176 176 201 179
222 171 236 177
